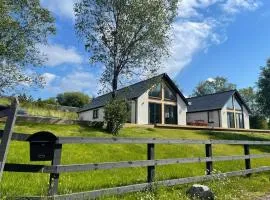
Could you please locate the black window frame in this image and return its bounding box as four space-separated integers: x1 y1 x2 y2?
148 83 162 99
164 83 177 101
93 109 99 119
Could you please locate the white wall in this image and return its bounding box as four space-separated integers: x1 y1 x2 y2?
78 107 105 122
243 107 250 129
177 94 187 125
220 106 228 128
136 91 149 124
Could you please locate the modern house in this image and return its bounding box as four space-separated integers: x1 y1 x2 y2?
78 74 251 129
186 90 251 129
78 73 188 125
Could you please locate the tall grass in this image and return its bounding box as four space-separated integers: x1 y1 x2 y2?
0 97 78 120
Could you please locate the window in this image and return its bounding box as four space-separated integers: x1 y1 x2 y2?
164 84 176 101
227 112 235 128
236 113 244 128
149 83 162 98
149 103 161 124
164 105 177 124
226 97 234 110
208 111 215 123
234 97 242 111
93 109 99 119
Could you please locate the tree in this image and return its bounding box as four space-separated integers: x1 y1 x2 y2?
75 0 178 98
257 59 270 117
0 0 55 93
56 92 90 107
238 87 258 115
192 76 236 97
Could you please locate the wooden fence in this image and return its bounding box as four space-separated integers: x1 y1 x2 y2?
1 131 270 199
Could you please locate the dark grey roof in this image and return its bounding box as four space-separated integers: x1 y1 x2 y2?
78 73 188 112
187 90 251 113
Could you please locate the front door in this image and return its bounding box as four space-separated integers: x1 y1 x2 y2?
149 103 161 124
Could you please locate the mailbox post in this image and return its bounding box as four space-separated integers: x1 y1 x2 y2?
27 131 62 196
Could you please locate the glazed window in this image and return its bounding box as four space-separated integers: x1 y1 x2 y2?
149 83 162 98
164 84 176 101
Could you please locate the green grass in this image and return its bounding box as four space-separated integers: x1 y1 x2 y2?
0 97 78 120
1 122 270 199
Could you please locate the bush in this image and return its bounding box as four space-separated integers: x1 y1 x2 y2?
89 121 104 129
56 92 90 107
104 99 129 135
250 115 268 129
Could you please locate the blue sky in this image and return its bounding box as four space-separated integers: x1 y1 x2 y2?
29 0 270 99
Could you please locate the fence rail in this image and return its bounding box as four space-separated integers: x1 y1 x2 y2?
1 132 270 199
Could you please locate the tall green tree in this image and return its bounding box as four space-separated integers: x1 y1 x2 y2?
257 59 270 117
0 0 55 93
192 76 236 97
75 0 178 97
56 92 90 108
238 87 258 115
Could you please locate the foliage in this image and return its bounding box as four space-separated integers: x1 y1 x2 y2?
257 59 270 117
56 92 90 108
250 115 268 130
89 121 104 129
75 0 178 97
192 76 236 97
238 87 259 115
0 0 55 93
38 97 58 105
104 98 129 135
17 93 34 103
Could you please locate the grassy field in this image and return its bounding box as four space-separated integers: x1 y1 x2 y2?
0 97 78 120
1 122 270 199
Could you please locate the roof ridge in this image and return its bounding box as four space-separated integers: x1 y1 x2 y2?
92 73 165 100
187 89 236 99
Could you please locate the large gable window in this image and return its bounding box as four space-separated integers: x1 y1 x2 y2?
149 83 162 98
234 97 242 111
164 84 176 101
226 97 234 110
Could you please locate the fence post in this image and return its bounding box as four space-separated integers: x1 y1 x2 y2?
205 143 213 175
147 143 155 183
48 143 62 196
244 144 251 176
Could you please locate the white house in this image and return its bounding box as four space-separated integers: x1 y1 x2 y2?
78 74 251 129
186 90 251 129
78 73 188 125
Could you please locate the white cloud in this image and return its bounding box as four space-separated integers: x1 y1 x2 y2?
41 0 77 19
42 73 57 86
207 77 215 82
39 44 83 67
43 71 99 96
222 0 261 14
163 0 261 76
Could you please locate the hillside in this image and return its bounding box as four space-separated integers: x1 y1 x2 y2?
1 122 270 199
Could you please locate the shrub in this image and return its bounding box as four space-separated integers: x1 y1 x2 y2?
89 121 104 129
250 115 268 129
104 99 129 135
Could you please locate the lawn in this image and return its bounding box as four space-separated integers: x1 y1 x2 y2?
1 122 270 199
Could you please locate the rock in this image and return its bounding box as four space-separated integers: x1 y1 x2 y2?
186 184 215 200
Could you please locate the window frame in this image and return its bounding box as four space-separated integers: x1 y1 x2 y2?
93 109 99 119
148 83 162 99
164 83 177 101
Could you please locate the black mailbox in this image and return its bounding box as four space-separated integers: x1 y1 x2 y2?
27 131 57 161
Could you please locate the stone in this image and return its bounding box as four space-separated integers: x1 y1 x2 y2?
186 184 215 200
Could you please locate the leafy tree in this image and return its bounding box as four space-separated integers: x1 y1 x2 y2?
17 93 34 103
75 0 178 98
56 92 90 107
0 0 55 93
192 76 236 97
257 59 270 117
250 115 268 130
238 87 259 115
104 99 129 135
